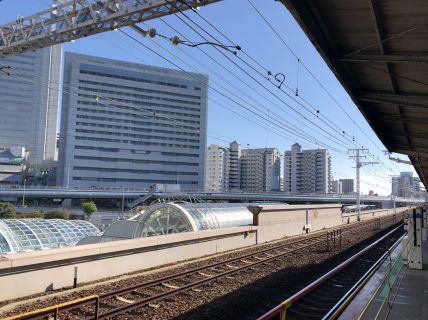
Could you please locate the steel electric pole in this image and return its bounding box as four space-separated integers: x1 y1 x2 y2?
348 149 378 220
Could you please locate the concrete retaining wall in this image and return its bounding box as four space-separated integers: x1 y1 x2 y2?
342 207 409 224
0 227 257 301
250 204 343 243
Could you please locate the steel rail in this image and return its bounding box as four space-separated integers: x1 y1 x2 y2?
323 234 404 319
257 223 404 320
94 215 396 300
89 217 402 319
5 215 401 320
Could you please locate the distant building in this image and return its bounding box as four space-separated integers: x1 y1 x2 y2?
339 179 355 193
228 141 241 191
241 148 281 192
332 180 342 193
284 143 332 193
205 144 229 192
0 147 28 185
0 46 61 168
57 52 208 190
391 172 421 198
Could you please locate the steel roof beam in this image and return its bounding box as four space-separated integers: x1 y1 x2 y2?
339 54 428 64
359 92 428 109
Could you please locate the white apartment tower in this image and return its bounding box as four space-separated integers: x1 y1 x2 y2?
284 143 332 193
241 148 281 192
0 46 61 167
205 144 229 192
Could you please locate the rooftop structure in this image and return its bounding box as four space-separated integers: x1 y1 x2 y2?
0 219 100 254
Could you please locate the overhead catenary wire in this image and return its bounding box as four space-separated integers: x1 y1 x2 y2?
159 0 362 154
143 19 353 150
159 0 396 177
238 2 400 176
244 0 400 173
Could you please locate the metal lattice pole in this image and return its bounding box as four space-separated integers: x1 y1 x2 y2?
348 148 378 220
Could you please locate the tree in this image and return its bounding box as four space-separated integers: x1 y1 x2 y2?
0 202 16 219
82 201 97 217
45 209 70 220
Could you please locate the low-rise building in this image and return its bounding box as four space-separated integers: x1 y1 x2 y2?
0 147 28 185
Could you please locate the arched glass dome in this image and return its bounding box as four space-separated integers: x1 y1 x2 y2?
0 219 101 253
134 202 254 237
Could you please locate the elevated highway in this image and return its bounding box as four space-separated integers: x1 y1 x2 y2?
0 185 423 207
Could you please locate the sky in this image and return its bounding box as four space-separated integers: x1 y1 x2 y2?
0 0 419 195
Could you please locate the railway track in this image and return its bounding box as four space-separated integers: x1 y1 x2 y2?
258 223 405 320
4 214 402 320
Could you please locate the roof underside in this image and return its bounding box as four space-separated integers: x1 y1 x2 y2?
280 0 428 188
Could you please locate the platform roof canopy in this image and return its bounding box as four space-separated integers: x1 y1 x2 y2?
0 219 101 253
280 0 428 188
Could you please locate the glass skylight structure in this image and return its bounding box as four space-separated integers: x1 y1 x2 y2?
0 219 101 254
134 202 254 237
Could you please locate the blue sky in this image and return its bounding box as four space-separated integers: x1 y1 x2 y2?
0 0 418 194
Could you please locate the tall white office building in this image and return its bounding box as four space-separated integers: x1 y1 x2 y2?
241 148 281 192
284 143 332 193
57 52 208 190
0 46 61 167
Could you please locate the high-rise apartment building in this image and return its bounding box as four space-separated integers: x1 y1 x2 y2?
241 148 281 192
228 141 241 191
57 52 208 190
0 46 61 167
339 179 355 193
391 172 421 198
205 144 229 192
284 143 332 193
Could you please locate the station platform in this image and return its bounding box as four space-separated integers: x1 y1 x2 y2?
340 240 428 320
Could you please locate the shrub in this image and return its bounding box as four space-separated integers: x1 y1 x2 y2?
82 201 97 217
0 202 16 219
45 209 70 220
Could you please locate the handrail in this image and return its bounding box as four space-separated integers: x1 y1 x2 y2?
322 235 403 319
257 224 403 320
2 295 99 320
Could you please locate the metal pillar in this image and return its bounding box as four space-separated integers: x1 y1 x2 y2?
348 149 378 220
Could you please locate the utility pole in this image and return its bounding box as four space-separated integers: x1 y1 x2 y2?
348 149 378 220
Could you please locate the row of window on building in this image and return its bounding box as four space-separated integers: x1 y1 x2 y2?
205 142 336 193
